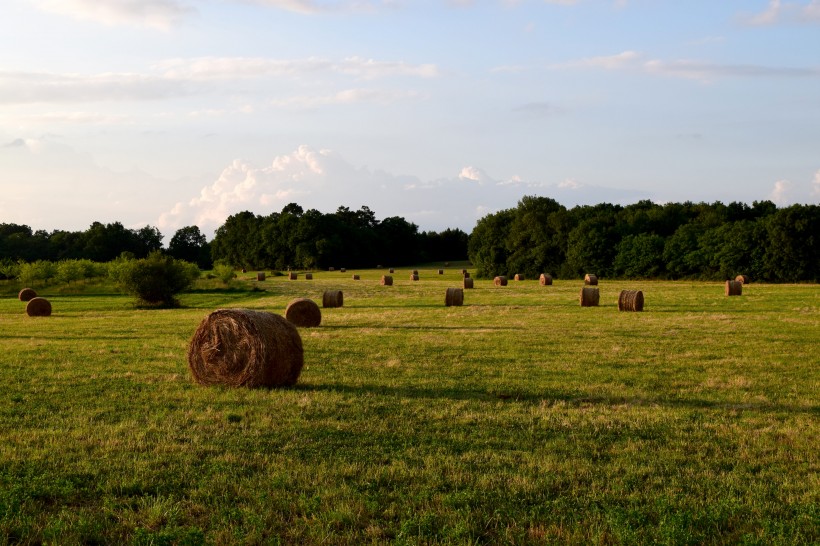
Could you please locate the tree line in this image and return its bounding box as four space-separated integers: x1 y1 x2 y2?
1 198 816 282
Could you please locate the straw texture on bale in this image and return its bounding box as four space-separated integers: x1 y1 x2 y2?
725 280 742 296
463 277 474 289
584 274 598 285
514 274 524 281
735 275 750 285
409 273 419 281
352 274 360 280
288 272 297 280
26 297 52 317
618 290 644 312
580 287 600 307
256 272 266 281
187 309 303 389
18 288 37 302
380 275 394 286
305 273 313 280
539 274 553 286
322 290 344 308
285 298 322 327
445 287 464 307
494 276 508 286
438 269 444 275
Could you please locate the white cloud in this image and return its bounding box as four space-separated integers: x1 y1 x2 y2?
31 0 195 29
270 88 424 108
558 178 582 189
458 166 487 183
554 50 642 71
740 0 820 25
813 170 820 196
241 0 398 15
769 179 792 204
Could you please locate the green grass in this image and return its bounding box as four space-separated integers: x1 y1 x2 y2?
1 269 818 544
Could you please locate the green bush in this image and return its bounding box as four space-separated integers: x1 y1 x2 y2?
115 252 200 307
17 260 57 286
212 262 236 284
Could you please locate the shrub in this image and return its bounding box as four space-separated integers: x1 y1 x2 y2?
212 262 236 284
115 251 200 307
17 260 56 286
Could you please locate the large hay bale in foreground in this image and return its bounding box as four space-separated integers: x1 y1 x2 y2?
409 273 419 281
539 274 552 286
445 287 464 307
26 297 52 317
618 290 644 312
18 288 37 302
380 275 394 286
580 287 600 307
725 280 742 296
285 298 322 327
494 276 508 286
288 272 297 280
584 274 598 285
322 290 344 308
514 274 524 281
463 277 474 289
188 309 303 388
305 273 313 280
735 275 750 285
256 272 266 281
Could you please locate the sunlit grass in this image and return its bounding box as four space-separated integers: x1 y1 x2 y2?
0 270 817 544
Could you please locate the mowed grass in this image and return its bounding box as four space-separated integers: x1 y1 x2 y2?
0 268 817 545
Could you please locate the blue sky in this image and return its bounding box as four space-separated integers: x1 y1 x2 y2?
1 0 819 238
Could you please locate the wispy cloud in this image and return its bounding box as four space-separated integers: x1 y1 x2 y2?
31 0 195 29
240 0 398 15
270 88 424 108
739 0 820 26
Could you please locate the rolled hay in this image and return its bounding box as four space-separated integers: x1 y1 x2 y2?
329 267 335 271
463 277 474 289
735 275 750 285
322 290 344 308
725 280 743 296
461 269 468 276
285 298 322 328
494 276 508 286
463 272 471 279
26 297 52 317
340 268 347 273
618 290 644 312
305 273 313 280
389 268 395 273
409 273 419 281
256 272 266 282
445 287 464 307
438 269 444 275
584 274 598 286
539 274 553 286
412 269 419 275
579 287 600 307
352 274 360 280
288 272 297 280
514 274 524 281
18 288 37 302
187 309 303 388
380 275 394 286
445 262 450 267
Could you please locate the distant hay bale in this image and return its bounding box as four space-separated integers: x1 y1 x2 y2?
735 275 750 285
445 287 464 307
322 290 344 308
187 309 303 389
377 264 382 269
463 277 474 289
461 269 468 276
494 276 508 286
329 267 335 271
579 287 600 307
389 268 395 273
241 268 247 273
618 290 644 312
340 268 346 273
256 272 266 281
463 272 470 279
285 298 322 327
352 274 360 280
380 275 394 286
445 262 450 267
26 297 52 317
305 273 313 280
725 280 742 296
539 274 552 286
412 270 419 275
409 273 419 281
584 274 598 285
438 269 444 275
18 288 37 302
288 272 297 280
514 274 524 281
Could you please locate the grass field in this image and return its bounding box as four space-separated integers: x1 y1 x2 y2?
1 267 818 545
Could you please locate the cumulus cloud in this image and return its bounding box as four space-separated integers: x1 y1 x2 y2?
769 179 793 204
458 166 488 183
31 0 195 29
813 170 820 196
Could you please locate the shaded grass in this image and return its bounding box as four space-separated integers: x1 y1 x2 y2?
0 273 817 544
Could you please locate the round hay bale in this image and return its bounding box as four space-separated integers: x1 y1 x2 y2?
514 274 524 281
18 288 37 302
725 280 742 296
463 272 470 279
377 264 383 269
494 276 508 286
329 267 335 271
26 297 52 317
584 274 598 285
463 277 474 289
322 290 344 308
380 275 394 286
241 268 247 273
256 272 266 282
445 287 464 307
288 272 297 280
340 268 346 273
187 309 303 388
461 269 468 276
445 262 450 267
539 274 552 286
305 273 313 280
735 275 750 285
438 269 444 275
285 298 322 327
412 269 419 275
409 273 419 281
579 287 600 307
389 268 395 273
352 274 360 280
618 290 644 312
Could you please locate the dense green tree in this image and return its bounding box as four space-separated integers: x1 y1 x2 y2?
169 226 212 269
614 233 666 278
468 209 516 278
